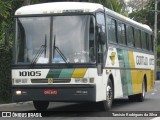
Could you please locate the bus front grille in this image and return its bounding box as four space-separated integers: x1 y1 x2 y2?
31 78 71 83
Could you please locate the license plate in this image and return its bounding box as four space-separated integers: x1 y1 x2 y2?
44 89 57 95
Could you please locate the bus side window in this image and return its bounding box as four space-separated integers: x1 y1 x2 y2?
107 17 117 43
135 29 141 48
126 25 134 47
141 31 147 50
96 12 105 32
146 33 149 50
117 21 126 45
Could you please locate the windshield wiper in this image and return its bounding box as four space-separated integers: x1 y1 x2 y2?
31 35 47 66
53 35 69 63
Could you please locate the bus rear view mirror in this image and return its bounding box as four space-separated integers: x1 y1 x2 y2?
97 52 103 76
96 25 106 45
98 32 106 45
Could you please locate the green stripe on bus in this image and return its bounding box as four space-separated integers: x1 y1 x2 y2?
124 50 133 95
117 49 133 96
59 69 74 78
46 69 62 78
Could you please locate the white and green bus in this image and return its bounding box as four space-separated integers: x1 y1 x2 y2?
12 2 154 111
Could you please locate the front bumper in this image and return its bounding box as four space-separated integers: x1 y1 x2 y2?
12 84 96 102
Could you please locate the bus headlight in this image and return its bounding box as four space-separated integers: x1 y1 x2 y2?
14 79 28 84
75 78 88 83
16 90 22 95
22 79 27 83
15 79 21 84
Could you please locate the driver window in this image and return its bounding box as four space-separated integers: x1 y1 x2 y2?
96 12 106 62
89 16 95 62
96 13 105 32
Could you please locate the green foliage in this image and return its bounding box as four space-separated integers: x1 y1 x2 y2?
0 44 12 103
128 0 156 29
0 0 54 103
91 0 127 15
0 0 23 103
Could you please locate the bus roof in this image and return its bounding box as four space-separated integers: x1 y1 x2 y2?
15 2 103 15
15 2 152 33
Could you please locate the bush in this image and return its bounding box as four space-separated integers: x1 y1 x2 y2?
0 44 12 103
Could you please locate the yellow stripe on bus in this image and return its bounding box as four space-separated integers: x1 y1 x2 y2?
128 51 137 94
72 68 87 78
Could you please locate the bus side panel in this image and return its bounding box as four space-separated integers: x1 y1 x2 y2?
132 52 155 94
106 47 124 98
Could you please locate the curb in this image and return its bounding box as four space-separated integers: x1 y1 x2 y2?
0 101 32 107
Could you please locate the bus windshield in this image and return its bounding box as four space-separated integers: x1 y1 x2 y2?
14 15 95 64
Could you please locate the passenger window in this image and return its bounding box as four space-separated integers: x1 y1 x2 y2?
117 22 126 45
107 17 117 43
146 33 149 50
126 25 134 47
135 29 141 48
141 31 147 50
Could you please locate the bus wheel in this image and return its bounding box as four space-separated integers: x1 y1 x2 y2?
33 101 49 111
136 80 146 102
128 80 145 102
101 78 114 111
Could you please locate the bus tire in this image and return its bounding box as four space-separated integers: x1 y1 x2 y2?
100 78 114 111
33 101 49 111
128 80 145 102
136 80 146 102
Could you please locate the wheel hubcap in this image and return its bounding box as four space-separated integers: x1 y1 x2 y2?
106 85 112 105
142 82 145 97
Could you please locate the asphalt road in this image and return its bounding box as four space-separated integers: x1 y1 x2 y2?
0 81 160 120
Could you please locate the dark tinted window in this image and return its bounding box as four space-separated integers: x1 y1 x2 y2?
107 17 117 43
117 22 126 45
141 31 147 49
135 29 141 48
126 25 134 47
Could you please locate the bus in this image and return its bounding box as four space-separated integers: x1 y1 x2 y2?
12 2 154 111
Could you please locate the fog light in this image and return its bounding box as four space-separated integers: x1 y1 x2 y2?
82 78 88 83
75 78 81 83
16 90 22 95
15 79 21 84
22 79 27 83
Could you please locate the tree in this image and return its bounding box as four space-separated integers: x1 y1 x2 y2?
127 0 150 12
91 0 127 15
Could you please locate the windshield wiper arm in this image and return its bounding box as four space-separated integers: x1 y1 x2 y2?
31 35 47 66
53 35 69 63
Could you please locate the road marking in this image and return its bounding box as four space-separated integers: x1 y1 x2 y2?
0 101 32 107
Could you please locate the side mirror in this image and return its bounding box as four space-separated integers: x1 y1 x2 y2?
97 52 103 76
98 32 106 45
96 25 106 45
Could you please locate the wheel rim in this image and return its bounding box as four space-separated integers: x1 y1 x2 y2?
142 81 145 98
106 85 113 105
